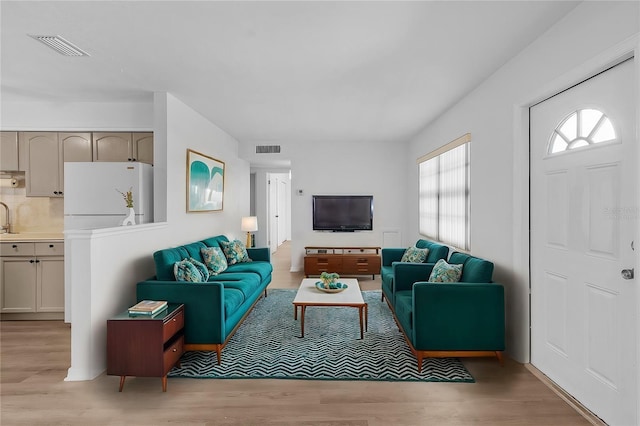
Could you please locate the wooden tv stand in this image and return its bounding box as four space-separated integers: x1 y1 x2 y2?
304 246 381 279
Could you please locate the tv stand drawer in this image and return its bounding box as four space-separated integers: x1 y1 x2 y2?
304 256 342 276
303 247 381 278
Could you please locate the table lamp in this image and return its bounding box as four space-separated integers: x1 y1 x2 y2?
241 216 258 247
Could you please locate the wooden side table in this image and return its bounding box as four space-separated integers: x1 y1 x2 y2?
107 303 184 392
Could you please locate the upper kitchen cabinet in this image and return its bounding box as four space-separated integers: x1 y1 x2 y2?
93 132 153 164
21 132 92 197
133 132 154 164
0 131 22 171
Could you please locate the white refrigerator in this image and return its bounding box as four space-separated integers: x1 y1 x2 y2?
64 162 154 229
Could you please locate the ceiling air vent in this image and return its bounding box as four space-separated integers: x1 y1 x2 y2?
256 145 281 154
29 35 90 56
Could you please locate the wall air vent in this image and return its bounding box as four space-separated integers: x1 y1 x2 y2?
255 145 281 154
29 35 90 56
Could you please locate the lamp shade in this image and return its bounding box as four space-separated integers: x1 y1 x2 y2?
241 216 258 232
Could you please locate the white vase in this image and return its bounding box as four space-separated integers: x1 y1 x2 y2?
122 207 136 226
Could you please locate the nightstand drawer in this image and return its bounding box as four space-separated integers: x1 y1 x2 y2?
164 334 184 371
163 308 185 343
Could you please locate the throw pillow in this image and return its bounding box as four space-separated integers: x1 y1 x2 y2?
174 259 205 282
401 246 430 263
428 259 463 283
201 246 228 275
188 257 210 282
220 239 252 265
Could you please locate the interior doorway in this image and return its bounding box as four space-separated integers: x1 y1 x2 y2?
267 172 292 256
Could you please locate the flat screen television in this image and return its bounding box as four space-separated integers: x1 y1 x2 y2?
312 195 373 232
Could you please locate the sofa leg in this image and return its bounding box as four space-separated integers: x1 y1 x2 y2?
496 351 504 366
216 345 222 365
264 288 268 297
381 292 384 302
416 353 424 373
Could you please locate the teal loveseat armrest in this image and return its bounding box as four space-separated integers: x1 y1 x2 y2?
247 247 270 262
137 280 225 345
412 281 505 351
381 248 407 266
393 262 436 293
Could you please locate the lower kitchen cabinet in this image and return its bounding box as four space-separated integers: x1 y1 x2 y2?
0 241 64 319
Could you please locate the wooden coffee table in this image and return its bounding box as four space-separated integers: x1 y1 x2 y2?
292 278 367 339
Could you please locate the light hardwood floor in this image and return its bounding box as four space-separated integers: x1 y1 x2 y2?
0 241 594 425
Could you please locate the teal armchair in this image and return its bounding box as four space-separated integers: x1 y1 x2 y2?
392 252 505 372
380 239 449 308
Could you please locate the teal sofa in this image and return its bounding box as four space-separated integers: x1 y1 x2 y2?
391 252 505 371
380 239 449 307
136 235 272 364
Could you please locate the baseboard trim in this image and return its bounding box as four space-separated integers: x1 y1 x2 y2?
524 364 606 426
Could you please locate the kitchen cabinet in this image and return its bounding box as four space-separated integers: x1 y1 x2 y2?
20 132 92 197
93 132 153 164
0 131 21 171
0 241 64 319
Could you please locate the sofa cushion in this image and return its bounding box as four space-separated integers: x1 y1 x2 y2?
394 291 413 336
201 246 228 275
201 235 229 249
223 280 261 300
224 261 273 281
183 242 207 263
428 259 463 283
154 246 190 281
208 272 260 285
401 246 429 263
220 239 252 265
223 288 245 317
416 239 450 264
174 259 207 282
449 252 494 283
460 257 494 283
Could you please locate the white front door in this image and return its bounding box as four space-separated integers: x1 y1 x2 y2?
530 58 637 426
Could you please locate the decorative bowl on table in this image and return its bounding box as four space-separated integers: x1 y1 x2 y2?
315 281 348 293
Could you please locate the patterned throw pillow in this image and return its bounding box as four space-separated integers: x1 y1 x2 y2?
201 246 228 275
428 259 463 283
188 257 210 282
400 246 430 263
220 239 252 265
174 259 206 282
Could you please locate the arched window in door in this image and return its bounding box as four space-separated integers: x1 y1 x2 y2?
548 108 617 154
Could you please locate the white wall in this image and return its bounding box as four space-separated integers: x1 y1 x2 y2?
286 140 408 271
246 139 408 270
1 100 153 131
405 1 639 362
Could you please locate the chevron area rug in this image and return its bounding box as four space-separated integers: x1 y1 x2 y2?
169 289 474 382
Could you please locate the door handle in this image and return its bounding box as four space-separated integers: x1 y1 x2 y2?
621 268 634 280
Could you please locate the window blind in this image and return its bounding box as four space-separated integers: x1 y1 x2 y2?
418 134 470 250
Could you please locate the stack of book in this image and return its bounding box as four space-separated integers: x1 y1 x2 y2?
128 300 168 317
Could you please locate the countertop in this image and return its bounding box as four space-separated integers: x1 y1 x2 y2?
0 232 64 242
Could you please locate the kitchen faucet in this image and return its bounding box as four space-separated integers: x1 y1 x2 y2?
0 202 11 234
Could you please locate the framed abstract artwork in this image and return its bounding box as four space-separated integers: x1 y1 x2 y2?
186 149 225 212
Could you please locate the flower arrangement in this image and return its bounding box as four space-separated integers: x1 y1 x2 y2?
116 187 134 208
319 271 340 289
